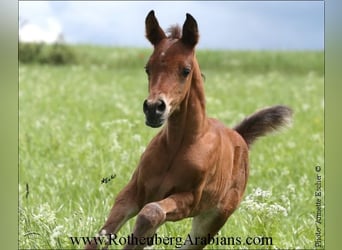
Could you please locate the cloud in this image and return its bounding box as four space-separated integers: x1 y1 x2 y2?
19 1 64 43
19 17 63 44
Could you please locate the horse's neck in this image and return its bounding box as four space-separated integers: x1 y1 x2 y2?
164 60 207 147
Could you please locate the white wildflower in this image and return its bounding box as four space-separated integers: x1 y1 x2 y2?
35 120 42 129
242 188 288 217
132 134 141 142
311 133 321 142
121 151 129 163
109 132 121 151
280 194 291 211
139 146 146 154
254 187 271 198
85 121 93 130
50 225 64 247
281 168 290 176
300 174 308 185
57 163 64 168
301 103 310 112
287 184 296 193
287 141 296 149
32 203 56 224
268 204 288 217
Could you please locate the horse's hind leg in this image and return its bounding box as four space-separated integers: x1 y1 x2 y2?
180 209 234 250
180 186 244 250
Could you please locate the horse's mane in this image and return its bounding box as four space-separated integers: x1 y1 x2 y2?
166 25 182 39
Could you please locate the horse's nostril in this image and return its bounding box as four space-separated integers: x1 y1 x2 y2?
156 99 166 113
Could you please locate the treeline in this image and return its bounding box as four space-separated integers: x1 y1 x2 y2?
19 42 78 65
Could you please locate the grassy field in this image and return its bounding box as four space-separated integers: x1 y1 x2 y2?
19 46 324 249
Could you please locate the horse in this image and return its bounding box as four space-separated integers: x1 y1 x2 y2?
85 10 292 250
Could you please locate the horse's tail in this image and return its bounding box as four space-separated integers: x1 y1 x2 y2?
234 105 293 148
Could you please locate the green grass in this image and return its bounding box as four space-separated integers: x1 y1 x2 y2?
19 46 324 249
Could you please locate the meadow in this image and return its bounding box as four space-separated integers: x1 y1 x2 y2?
19 45 324 249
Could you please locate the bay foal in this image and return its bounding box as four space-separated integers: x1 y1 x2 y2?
86 11 292 249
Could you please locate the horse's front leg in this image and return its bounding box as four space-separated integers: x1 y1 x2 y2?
85 180 140 250
123 192 195 250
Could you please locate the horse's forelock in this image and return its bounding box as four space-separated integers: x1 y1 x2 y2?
166 25 182 39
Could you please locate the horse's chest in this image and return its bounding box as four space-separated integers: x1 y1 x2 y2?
138 149 206 202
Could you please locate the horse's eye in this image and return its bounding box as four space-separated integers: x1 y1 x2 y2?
182 67 191 77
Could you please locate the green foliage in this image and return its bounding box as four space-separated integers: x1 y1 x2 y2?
19 42 78 65
19 47 324 249
18 42 44 64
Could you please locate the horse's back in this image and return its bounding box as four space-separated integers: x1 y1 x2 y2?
207 117 248 151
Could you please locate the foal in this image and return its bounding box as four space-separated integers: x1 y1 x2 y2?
86 11 292 249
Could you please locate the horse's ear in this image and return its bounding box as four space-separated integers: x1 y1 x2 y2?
181 13 199 47
145 10 166 46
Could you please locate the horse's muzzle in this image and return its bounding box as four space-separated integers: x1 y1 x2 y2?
143 99 167 128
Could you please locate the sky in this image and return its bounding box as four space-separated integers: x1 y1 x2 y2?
19 1 324 50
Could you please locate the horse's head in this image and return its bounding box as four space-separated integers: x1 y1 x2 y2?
143 10 199 128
